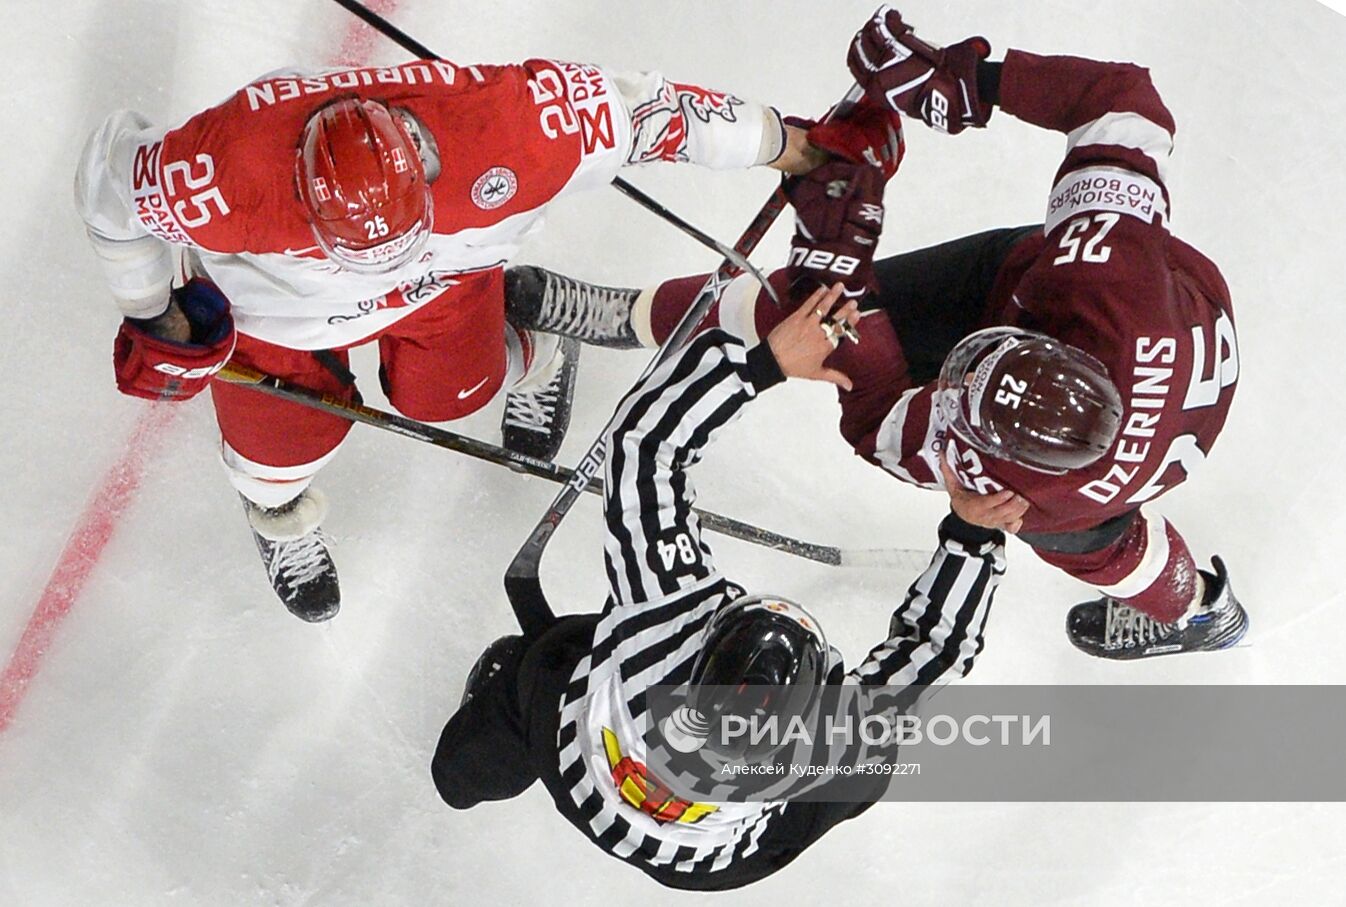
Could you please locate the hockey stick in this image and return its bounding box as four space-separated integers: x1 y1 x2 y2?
608 180 782 305
326 0 781 302
324 0 883 627
329 0 435 57
214 363 918 569
503 85 865 627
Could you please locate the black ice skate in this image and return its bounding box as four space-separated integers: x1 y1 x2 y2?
505 265 643 349
242 489 340 623
502 334 579 462
1066 556 1247 660
461 635 526 707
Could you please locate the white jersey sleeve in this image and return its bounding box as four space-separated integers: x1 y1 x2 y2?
610 70 780 169
548 61 781 198
73 110 177 318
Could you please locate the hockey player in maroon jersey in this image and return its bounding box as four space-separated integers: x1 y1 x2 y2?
73 58 893 621
503 8 1247 660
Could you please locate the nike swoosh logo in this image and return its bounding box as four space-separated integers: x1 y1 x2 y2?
457 376 490 400
283 245 320 256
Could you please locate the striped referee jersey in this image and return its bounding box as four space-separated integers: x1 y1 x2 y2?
554 329 1006 881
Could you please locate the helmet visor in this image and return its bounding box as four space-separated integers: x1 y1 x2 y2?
936 327 1031 459
937 326 1120 474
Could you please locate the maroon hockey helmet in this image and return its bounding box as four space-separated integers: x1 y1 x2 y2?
295 98 433 274
936 327 1123 474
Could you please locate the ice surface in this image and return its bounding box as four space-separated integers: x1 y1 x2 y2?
3 1 1345 904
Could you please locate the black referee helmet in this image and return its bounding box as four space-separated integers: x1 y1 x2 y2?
686 595 829 762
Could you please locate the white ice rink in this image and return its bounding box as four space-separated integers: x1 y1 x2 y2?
4 0 1346 903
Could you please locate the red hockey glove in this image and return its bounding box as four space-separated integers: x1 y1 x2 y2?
847 5 992 135
786 95 905 181
784 160 886 306
113 278 236 401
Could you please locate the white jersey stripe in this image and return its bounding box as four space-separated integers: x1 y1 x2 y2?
875 387 925 485
1066 110 1173 183
1095 511 1171 598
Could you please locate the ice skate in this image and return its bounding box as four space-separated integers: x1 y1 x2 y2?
1066 557 1247 659
505 265 643 349
502 332 580 462
242 489 340 622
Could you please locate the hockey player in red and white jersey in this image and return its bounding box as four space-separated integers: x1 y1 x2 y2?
74 57 861 621
504 8 1248 660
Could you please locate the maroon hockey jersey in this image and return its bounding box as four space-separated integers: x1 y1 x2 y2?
857 51 1239 621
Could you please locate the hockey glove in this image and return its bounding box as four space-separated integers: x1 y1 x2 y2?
848 5 992 135
786 95 905 181
784 160 885 306
113 278 236 401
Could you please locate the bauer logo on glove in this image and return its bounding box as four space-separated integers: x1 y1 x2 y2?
848 5 993 135
113 278 237 401
784 160 886 305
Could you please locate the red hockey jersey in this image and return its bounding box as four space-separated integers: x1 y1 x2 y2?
76 60 776 349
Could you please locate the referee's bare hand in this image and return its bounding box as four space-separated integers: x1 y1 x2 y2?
766 284 861 390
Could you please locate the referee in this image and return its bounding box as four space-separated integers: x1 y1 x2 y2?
431 162 1007 890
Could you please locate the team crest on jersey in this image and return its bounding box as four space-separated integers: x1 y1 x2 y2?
675 84 743 123
471 166 518 210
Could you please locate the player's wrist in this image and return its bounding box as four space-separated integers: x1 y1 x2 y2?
130 297 191 344
757 107 788 166
976 60 1004 107
769 122 829 175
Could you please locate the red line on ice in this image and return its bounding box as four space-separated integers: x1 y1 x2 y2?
335 0 405 66
0 1 401 735
0 404 179 733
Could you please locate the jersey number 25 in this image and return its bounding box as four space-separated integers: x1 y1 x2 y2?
1054 213 1120 266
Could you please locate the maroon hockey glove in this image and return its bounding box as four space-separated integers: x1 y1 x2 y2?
786 95 905 181
113 278 236 401
847 6 992 135
784 160 886 305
